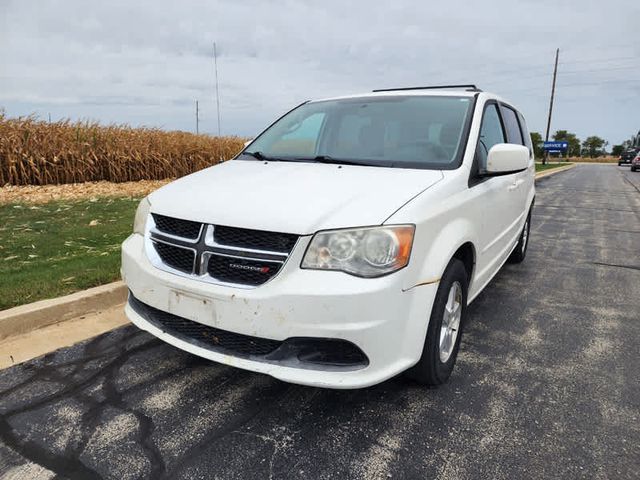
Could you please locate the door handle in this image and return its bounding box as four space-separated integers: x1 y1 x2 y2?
508 179 525 191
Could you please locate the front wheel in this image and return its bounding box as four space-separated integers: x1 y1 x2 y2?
405 258 468 386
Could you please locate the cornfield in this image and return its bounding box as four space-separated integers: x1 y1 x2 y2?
0 111 246 185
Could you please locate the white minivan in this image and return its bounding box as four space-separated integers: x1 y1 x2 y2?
122 85 535 389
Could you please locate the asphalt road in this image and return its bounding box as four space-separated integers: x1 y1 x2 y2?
1 164 639 480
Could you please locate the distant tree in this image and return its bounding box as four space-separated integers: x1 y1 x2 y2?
529 131 543 159
552 130 581 157
612 145 624 156
581 136 607 158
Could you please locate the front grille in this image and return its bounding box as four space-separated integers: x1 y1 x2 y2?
152 214 202 239
214 226 298 253
152 241 195 273
206 254 283 286
129 294 282 356
147 214 299 287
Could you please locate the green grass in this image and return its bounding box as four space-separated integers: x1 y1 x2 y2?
0 198 139 310
535 162 572 172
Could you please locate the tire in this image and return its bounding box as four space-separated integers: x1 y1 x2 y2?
507 209 531 264
619 162 623 166
405 258 468 386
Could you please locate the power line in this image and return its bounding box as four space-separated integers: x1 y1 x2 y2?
557 55 639 66
560 64 639 75
559 78 640 87
472 59 638 85
442 54 639 86
213 41 221 136
485 64 639 88
502 77 640 95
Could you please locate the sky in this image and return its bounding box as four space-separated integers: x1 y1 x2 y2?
1 0 639 146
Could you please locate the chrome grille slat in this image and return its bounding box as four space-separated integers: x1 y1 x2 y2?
204 225 289 258
146 214 298 288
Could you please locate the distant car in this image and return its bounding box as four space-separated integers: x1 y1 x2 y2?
631 153 640 172
619 148 639 166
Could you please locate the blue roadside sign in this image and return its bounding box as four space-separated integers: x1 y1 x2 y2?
543 141 568 151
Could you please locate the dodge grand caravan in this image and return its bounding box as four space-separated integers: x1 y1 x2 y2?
121 85 535 389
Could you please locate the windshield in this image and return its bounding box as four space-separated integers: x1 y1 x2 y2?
241 95 474 169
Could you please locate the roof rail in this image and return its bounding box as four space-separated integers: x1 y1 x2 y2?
372 85 481 93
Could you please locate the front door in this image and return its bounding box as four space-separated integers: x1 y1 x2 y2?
473 103 517 290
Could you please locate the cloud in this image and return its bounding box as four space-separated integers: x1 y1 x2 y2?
0 0 638 144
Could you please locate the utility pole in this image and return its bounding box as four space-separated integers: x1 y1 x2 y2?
213 42 221 136
195 100 199 135
543 48 560 165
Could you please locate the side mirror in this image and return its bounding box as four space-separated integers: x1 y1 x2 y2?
486 144 530 174
243 139 253 148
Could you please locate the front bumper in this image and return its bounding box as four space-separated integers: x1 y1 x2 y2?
121 233 437 389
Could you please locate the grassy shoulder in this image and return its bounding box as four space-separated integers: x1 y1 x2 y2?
535 162 572 172
0 197 138 310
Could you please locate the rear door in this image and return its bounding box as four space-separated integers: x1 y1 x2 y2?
499 104 531 236
516 109 536 208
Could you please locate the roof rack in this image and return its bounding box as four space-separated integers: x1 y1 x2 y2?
372 85 481 93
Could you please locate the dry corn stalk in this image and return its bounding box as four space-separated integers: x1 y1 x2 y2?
0 111 246 185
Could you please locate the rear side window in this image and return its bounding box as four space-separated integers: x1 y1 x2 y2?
501 106 524 145
517 111 533 154
477 104 505 169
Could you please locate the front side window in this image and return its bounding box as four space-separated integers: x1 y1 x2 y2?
477 104 505 170
242 96 474 169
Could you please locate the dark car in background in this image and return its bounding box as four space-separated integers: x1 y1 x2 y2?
619 147 640 166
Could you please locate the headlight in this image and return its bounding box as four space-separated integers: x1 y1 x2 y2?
133 197 151 235
301 225 414 277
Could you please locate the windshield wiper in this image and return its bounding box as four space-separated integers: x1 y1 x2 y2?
243 151 279 161
242 151 310 163
244 152 392 167
305 155 393 167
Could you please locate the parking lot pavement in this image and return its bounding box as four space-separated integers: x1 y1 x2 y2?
1 164 639 480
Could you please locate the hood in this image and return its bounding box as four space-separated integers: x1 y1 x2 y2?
149 160 443 234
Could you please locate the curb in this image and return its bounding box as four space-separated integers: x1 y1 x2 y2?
535 163 575 180
0 281 127 341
